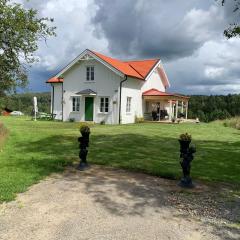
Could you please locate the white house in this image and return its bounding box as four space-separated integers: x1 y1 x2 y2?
47 49 189 124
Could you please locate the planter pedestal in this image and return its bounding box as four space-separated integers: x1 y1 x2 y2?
77 132 90 171
178 140 196 188
179 176 194 188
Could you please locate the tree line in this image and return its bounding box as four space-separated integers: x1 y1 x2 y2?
1 92 240 122
0 92 51 115
188 94 240 122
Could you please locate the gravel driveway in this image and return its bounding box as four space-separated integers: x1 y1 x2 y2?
0 166 239 240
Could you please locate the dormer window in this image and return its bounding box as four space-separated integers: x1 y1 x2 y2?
86 66 94 81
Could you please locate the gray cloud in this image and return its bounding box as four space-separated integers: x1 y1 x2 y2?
11 0 240 95
91 0 240 95
165 39 240 94
92 0 227 60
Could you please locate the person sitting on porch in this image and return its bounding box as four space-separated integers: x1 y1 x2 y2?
152 111 158 121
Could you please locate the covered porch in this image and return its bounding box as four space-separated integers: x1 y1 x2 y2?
142 89 190 122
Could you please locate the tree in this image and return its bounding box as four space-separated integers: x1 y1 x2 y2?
0 0 56 96
221 0 240 38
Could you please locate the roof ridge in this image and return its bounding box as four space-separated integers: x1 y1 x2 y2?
91 50 125 63
143 88 160 94
124 58 160 62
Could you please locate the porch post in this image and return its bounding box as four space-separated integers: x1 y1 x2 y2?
169 100 172 120
175 100 178 119
185 101 188 119
158 102 161 121
181 101 184 113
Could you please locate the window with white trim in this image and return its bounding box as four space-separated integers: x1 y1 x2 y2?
72 97 80 112
126 97 132 113
86 66 94 81
100 97 109 113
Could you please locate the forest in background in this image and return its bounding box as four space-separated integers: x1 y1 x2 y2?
0 93 240 122
188 95 240 122
0 92 51 115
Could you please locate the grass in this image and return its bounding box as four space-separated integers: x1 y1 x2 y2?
223 117 240 130
0 116 240 202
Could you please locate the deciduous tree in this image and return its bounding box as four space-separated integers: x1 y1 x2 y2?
0 0 56 95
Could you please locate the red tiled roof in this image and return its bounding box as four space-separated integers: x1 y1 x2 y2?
143 88 189 98
90 50 159 80
124 59 159 78
46 50 160 83
46 77 63 83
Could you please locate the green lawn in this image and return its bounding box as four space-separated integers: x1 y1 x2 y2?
0 116 240 202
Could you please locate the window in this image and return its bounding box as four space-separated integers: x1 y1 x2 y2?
72 97 80 112
100 97 109 113
86 66 94 81
126 97 131 113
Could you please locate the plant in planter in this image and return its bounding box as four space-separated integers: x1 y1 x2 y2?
77 124 90 170
178 133 196 188
171 117 176 123
179 132 192 141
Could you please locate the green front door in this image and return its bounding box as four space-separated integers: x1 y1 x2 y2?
85 97 94 121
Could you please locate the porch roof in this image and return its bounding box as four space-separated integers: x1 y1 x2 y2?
76 89 97 95
143 88 190 100
46 77 63 83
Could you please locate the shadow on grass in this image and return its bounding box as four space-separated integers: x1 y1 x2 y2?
0 134 76 202
14 132 240 184
6 135 77 174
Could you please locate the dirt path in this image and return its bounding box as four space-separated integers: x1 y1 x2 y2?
0 166 239 240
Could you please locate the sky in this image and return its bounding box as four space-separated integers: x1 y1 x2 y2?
15 0 240 95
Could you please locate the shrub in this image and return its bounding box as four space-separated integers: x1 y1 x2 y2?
196 110 207 122
209 109 231 122
69 118 75 122
135 116 144 123
100 120 105 125
223 117 240 130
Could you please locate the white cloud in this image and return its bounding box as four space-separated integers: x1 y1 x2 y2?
204 67 225 79
22 0 108 71
182 5 225 42
44 0 106 66
165 38 240 95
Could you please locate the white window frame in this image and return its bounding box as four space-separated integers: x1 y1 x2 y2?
72 96 80 112
126 97 132 113
99 97 109 113
86 66 94 81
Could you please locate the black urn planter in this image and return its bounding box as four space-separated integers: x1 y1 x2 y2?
77 129 90 171
178 139 196 188
179 139 191 152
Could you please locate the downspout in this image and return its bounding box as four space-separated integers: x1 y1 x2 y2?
119 75 128 124
61 82 64 121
